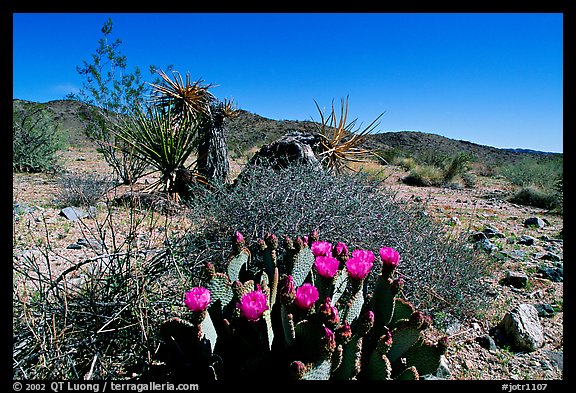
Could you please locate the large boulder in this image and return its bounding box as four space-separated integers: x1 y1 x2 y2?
497 304 544 352
247 131 323 169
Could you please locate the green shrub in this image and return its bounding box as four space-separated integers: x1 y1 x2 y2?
507 185 561 211
443 152 473 183
13 106 66 173
499 155 562 212
498 155 562 190
181 161 494 320
402 165 444 187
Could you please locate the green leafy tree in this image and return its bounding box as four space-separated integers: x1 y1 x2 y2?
13 105 65 173
66 17 151 185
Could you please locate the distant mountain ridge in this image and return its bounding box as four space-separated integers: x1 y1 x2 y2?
13 99 561 166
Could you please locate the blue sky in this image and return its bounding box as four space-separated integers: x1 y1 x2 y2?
12 13 563 153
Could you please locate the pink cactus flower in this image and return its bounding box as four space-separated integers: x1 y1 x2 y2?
314 255 340 278
294 283 319 310
345 249 375 280
311 241 333 257
237 286 269 322
379 247 400 269
184 287 211 312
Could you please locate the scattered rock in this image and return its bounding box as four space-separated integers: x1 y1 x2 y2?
543 350 563 371
539 252 562 262
66 243 82 250
502 270 528 288
537 266 563 282
473 238 498 253
484 227 505 238
535 303 556 318
59 206 90 221
517 235 536 246
523 217 545 228
476 334 497 351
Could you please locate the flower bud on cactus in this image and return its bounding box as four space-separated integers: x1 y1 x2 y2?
409 311 433 330
333 242 349 264
234 230 244 244
308 229 319 244
437 336 450 353
204 262 216 276
318 297 340 328
358 310 375 336
335 321 353 345
391 277 404 295
290 361 307 380
294 283 319 310
279 275 296 305
321 326 336 357
284 235 294 251
295 236 306 252
375 329 393 355
265 233 278 249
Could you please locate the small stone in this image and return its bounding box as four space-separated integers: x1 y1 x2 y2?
59 207 89 221
523 217 545 228
502 270 529 288
476 334 498 351
66 243 82 250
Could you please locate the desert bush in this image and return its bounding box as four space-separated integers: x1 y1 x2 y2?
181 161 495 320
55 171 115 207
499 155 562 211
402 164 444 187
398 157 418 171
13 106 66 173
498 155 562 190
507 185 561 211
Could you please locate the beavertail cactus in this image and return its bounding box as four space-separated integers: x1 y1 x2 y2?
155 230 449 380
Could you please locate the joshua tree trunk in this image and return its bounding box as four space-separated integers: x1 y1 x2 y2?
196 109 230 184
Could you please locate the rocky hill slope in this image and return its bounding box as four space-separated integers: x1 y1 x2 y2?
12 99 561 165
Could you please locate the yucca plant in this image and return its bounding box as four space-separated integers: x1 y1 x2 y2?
149 69 236 185
111 106 205 194
148 69 215 124
313 96 384 174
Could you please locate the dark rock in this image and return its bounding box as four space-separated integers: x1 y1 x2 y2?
502 270 529 288
469 231 487 242
537 266 563 282
517 235 536 246
476 334 498 351
66 243 82 250
484 227 505 238
474 238 498 253
535 303 556 318
539 252 562 262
